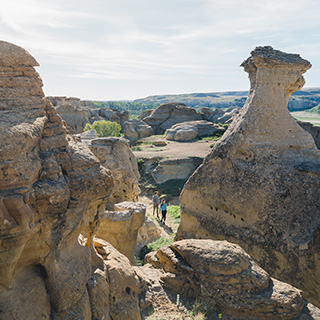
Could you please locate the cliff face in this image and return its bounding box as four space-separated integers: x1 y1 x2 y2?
177 46 320 306
0 41 113 319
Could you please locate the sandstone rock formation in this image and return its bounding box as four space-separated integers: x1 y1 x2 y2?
145 239 320 319
95 201 146 264
122 118 155 144
200 106 240 124
298 120 320 149
0 41 114 319
49 96 129 133
177 46 320 307
151 157 203 184
165 120 225 141
94 239 142 320
143 103 203 134
87 137 141 209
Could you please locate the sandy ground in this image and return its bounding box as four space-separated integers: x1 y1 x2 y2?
132 136 214 159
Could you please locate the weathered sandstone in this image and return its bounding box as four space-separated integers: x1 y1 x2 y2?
94 239 142 320
95 201 146 264
122 118 155 144
165 120 225 141
151 157 203 184
298 120 320 149
87 137 141 209
145 239 320 319
143 103 203 134
177 46 320 306
49 96 129 133
0 41 114 319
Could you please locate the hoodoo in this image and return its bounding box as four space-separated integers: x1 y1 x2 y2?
177 46 320 306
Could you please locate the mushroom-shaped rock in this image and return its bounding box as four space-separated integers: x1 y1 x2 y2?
177 46 320 307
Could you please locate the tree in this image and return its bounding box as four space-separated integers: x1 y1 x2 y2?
83 120 121 137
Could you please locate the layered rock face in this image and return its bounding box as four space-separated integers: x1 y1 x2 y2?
87 137 141 209
0 41 114 319
143 103 203 134
151 157 203 184
122 118 155 144
145 239 320 319
165 120 225 141
177 46 320 306
49 96 129 133
95 201 146 264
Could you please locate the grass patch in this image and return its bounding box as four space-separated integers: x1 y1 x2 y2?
139 236 174 264
167 205 180 220
131 146 143 151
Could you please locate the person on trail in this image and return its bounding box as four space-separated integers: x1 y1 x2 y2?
153 191 159 218
160 199 167 225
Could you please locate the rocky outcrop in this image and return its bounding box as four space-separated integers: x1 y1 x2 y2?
122 118 154 144
95 202 146 264
165 120 225 141
87 137 141 209
177 46 320 307
298 120 320 149
200 106 240 123
0 41 114 319
94 239 142 320
144 239 320 320
151 157 203 184
143 103 203 134
49 96 129 133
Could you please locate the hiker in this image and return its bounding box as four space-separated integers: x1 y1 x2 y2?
152 191 159 218
160 199 167 225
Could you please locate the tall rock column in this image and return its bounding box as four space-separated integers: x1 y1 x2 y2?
0 41 113 319
177 46 320 306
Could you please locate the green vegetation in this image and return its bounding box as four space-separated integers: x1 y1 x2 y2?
307 104 320 114
84 120 121 137
138 236 174 264
167 205 180 220
137 158 187 197
92 100 159 117
291 111 320 126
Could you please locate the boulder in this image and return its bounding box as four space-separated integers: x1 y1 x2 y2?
55 101 90 133
177 46 320 307
151 157 203 184
95 201 146 264
200 106 240 124
165 120 225 141
88 137 141 209
143 103 202 134
298 120 320 149
0 40 114 319
145 239 320 319
49 96 129 133
122 119 154 144
93 239 142 320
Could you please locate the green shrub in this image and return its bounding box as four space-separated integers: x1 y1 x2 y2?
139 236 174 263
167 205 180 220
83 120 121 137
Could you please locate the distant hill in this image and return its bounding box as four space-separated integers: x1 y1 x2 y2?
133 88 320 112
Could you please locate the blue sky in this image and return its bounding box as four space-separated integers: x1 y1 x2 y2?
1 0 320 100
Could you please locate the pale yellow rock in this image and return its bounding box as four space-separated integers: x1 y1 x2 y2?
177 46 320 307
96 201 146 264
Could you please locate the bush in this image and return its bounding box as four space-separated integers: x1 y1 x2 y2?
83 120 121 137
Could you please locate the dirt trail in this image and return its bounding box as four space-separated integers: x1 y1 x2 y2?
133 136 213 159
